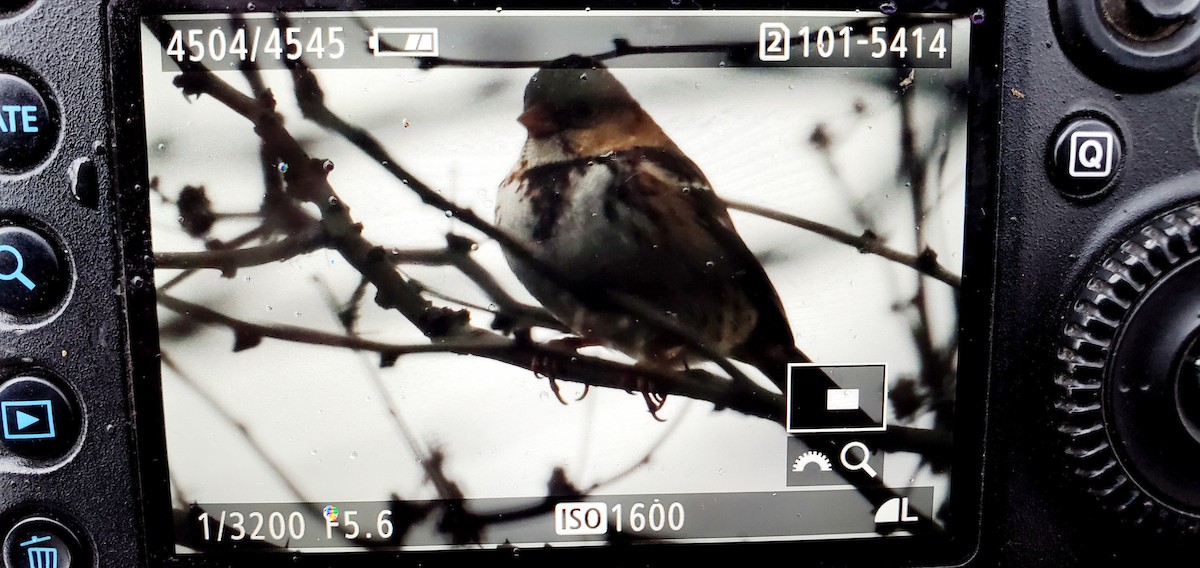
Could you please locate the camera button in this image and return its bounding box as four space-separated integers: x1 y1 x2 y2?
0 73 56 175
0 226 68 317
2 516 87 568
0 375 81 462
1048 115 1124 198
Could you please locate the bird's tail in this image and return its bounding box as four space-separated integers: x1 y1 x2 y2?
739 341 810 392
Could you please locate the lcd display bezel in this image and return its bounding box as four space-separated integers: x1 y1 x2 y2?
106 1 1001 566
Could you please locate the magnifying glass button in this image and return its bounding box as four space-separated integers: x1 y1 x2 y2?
0 225 67 317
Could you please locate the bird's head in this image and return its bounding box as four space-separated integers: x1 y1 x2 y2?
518 53 667 148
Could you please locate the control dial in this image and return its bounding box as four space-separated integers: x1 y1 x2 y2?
1055 0 1200 88
1057 204 1200 534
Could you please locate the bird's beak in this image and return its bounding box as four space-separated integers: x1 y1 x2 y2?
518 103 557 138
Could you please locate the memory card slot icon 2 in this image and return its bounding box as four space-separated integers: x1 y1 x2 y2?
368 28 440 57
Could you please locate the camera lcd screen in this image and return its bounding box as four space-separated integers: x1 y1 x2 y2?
134 8 975 555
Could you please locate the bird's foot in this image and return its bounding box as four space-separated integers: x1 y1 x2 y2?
531 336 596 405
620 367 669 422
641 388 668 422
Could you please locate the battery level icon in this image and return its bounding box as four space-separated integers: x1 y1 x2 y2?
368 28 440 57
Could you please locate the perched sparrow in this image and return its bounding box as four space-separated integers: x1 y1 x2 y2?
496 55 809 397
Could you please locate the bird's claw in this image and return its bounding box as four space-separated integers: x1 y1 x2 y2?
642 389 668 422
531 353 570 405
621 370 668 421
530 336 596 405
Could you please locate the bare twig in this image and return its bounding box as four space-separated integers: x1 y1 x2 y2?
724 198 961 288
387 237 567 332
155 226 327 273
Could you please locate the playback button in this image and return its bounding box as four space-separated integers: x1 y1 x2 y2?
0 375 80 461
0 226 67 317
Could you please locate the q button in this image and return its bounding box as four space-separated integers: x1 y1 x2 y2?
0 226 67 317
1049 115 1124 199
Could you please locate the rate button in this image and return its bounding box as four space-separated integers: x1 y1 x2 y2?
0 73 56 174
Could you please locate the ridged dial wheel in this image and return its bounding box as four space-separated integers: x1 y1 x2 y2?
1057 204 1200 535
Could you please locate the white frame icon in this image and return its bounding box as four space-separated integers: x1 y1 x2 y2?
785 362 889 434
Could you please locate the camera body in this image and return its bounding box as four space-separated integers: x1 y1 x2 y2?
1 0 1198 566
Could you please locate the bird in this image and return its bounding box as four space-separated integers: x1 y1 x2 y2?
495 55 809 413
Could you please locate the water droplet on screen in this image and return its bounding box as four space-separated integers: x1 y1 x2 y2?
278 162 289 173
156 143 166 152
310 449 318 456
328 196 339 206
470 243 479 251
718 61 726 68
246 2 256 10
580 73 589 81
970 8 985 23
880 1 897 14
495 6 502 12
444 210 454 217
266 305 274 311
349 451 358 460
694 82 701 89
130 276 144 288
322 159 335 172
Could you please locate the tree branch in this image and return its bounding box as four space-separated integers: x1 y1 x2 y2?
724 198 961 288
155 226 327 274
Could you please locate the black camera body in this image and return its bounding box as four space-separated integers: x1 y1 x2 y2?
1 0 1198 566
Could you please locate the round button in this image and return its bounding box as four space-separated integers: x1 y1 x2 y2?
1048 115 1124 198
0 375 79 461
0 2 35 17
0 226 67 316
3 517 86 568
0 73 56 175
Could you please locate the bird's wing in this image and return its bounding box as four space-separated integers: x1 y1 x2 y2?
602 147 806 377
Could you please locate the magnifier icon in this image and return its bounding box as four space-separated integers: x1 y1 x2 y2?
0 245 37 291
840 441 878 478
